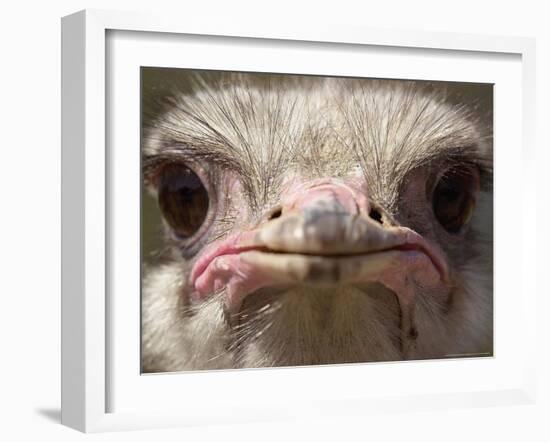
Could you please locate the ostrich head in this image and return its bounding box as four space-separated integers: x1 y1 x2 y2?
141 74 493 372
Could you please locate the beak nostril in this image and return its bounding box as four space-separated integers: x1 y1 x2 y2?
267 207 283 220
369 208 383 224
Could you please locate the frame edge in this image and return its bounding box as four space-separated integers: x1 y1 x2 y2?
62 9 109 433
61 10 87 432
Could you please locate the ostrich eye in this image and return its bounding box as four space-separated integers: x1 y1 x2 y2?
432 168 478 234
158 164 210 239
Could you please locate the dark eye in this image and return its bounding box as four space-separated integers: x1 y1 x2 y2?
432 168 479 234
158 164 210 239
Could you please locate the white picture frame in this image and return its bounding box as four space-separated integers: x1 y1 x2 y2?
61 9 537 433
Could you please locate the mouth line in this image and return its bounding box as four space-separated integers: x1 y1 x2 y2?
191 240 447 289
191 243 447 308
212 244 436 268
239 243 418 257
237 246 444 285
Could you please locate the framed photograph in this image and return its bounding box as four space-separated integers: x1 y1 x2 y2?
61 9 537 432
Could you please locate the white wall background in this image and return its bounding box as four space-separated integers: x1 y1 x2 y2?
0 1 547 440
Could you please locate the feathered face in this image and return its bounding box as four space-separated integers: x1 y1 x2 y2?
141 74 493 372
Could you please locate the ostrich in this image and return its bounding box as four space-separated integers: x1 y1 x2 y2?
141 74 493 372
